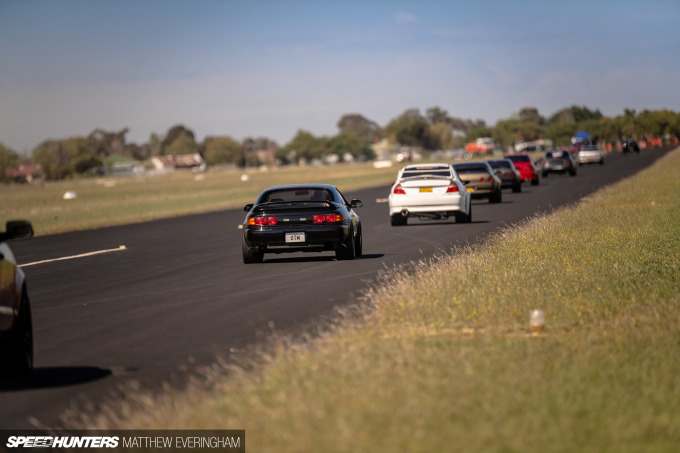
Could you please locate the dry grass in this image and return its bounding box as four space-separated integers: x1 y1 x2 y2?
0 162 399 235
67 149 680 452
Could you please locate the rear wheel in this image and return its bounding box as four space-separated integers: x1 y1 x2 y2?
490 189 502 204
336 226 356 260
391 214 407 226
242 237 263 263
354 224 363 257
531 177 539 186
512 182 522 193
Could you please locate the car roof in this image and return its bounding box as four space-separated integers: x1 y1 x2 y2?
453 161 491 169
260 183 338 192
402 163 452 170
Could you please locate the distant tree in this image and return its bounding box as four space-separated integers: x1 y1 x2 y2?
635 109 678 137
492 119 542 149
518 107 545 125
428 122 455 150
161 125 197 155
465 127 494 142
337 114 381 145
328 131 374 159
32 136 100 179
425 106 450 124
0 143 21 183
278 130 329 162
384 109 438 149
203 136 243 165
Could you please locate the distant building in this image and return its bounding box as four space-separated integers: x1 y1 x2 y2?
4 165 44 184
151 153 206 172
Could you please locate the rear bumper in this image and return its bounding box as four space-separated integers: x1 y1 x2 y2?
389 195 466 216
243 224 350 250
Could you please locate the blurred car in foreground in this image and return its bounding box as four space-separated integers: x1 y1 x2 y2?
578 145 604 165
487 159 523 193
453 161 503 203
388 163 472 226
541 149 577 177
242 184 362 263
0 220 34 376
504 153 540 186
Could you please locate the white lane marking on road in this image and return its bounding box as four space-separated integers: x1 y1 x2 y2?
376 198 389 203
20 245 127 267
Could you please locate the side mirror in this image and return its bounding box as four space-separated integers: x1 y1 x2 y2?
350 200 363 208
5 220 34 240
243 204 253 212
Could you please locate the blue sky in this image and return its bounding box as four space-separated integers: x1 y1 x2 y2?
1 0 679 153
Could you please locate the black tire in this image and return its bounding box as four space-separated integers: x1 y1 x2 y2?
569 169 577 177
531 177 539 186
391 214 407 226
490 189 502 204
354 224 363 257
512 183 522 193
542 172 548 178
242 236 263 263
336 226 356 260
455 211 466 223
1 289 33 376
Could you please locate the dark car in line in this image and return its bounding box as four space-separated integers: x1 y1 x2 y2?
541 149 577 177
487 159 523 193
0 220 34 376
452 161 503 203
504 153 540 186
241 184 363 263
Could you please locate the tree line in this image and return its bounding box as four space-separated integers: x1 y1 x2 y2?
1 105 679 181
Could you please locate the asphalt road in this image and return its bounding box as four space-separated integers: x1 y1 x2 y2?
1 148 672 429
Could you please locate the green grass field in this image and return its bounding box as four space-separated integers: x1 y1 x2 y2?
65 149 680 452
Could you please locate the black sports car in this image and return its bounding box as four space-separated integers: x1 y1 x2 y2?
241 184 363 263
0 220 34 376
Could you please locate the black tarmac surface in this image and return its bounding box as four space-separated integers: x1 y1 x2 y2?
1 148 673 428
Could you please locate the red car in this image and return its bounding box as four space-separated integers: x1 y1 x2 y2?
504 153 539 186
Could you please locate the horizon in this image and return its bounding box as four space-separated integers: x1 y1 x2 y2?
2 0 679 153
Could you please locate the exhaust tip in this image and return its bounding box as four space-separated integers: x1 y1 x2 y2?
401 209 409 217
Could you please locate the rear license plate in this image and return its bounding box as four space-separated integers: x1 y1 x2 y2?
467 187 474 193
285 232 305 243
419 187 433 193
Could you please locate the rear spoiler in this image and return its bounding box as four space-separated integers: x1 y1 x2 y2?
253 201 336 212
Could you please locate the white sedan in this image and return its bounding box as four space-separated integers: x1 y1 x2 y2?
388 163 472 226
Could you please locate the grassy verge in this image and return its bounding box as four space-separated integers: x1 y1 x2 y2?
0 162 400 235
72 149 679 451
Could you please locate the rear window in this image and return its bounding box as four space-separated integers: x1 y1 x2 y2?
402 166 452 179
453 163 488 174
546 151 566 158
506 155 530 163
261 188 333 203
488 161 511 169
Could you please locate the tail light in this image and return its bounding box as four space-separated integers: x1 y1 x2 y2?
313 214 342 223
248 216 277 226
446 182 459 193
393 183 406 194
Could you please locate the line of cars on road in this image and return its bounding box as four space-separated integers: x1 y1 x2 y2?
240 146 608 262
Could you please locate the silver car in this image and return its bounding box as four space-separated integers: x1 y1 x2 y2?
452 161 503 203
578 145 604 165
